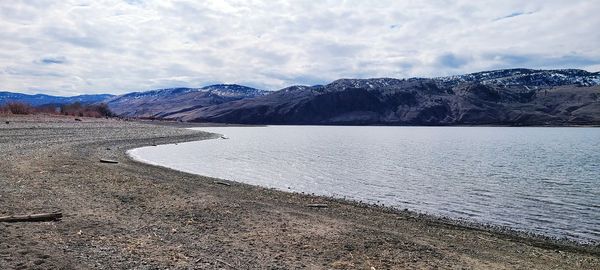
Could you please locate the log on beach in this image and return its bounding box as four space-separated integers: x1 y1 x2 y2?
100 159 119 164
306 204 329 208
214 181 232 186
0 212 63 222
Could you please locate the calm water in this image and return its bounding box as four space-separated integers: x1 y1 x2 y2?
129 126 600 243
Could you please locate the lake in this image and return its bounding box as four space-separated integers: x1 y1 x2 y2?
128 126 600 243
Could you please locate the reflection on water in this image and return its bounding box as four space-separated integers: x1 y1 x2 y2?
129 126 600 243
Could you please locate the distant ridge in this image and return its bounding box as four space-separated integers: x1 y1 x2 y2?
0 92 114 107
156 68 600 126
105 84 267 118
434 68 600 88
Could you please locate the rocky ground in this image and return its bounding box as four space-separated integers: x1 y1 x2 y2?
0 114 598 269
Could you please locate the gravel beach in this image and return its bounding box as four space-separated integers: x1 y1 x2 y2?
0 115 598 269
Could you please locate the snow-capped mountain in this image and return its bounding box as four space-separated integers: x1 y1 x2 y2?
435 69 600 88
200 84 267 97
162 69 600 125
113 84 266 100
105 84 267 118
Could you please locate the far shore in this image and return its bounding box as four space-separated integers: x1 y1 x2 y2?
134 117 600 128
0 114 598 269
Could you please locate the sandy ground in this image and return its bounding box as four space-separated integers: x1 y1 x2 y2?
0 114 598 269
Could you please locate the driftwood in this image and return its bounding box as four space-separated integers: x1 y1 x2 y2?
214 181 231 186
215 258 237 269
100 159 119 164
306 204 328 208
0 212 62 222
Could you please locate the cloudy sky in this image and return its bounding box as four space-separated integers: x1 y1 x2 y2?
1 0 599 95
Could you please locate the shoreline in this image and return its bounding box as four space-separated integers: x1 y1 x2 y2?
128 125 600 248
139 118 600 128
126 134 599 252
1 115 599 269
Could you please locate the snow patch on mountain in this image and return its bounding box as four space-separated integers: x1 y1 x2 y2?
119 84 267 100
200 84 267 97
434 69 600 88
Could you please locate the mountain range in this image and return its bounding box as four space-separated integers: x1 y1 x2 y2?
2 69 600 125
104 84 267 118
0 92 113 107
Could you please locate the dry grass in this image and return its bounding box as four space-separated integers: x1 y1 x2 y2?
0 102 113 117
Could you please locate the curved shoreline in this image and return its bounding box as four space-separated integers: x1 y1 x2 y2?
126 128 600 250
1 115 598 269
125 127 599 252
126 131 222 170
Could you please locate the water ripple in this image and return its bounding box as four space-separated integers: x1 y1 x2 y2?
129 126 600 244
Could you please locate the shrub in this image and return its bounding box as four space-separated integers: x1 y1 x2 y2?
96 103 113 117
0 101 114 118
60 102 113 117
3 102 34 114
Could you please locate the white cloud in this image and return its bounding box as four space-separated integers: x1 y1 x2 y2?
1 0 599 95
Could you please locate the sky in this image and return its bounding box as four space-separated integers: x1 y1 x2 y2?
1 0 600 96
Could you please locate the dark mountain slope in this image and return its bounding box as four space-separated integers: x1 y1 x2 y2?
163 69 600 125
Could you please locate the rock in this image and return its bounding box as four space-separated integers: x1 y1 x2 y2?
306 204 328 208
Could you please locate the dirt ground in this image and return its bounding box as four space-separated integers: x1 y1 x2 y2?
0 114 598 269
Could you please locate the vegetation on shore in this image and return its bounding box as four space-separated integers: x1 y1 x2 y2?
0 101 113 118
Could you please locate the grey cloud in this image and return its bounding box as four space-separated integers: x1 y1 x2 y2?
487 54 530 65
198 53 225 68
0 0 599 94
493 11 536 21
436 53 469 69
38 56 67 65
309 41 365 59
124 0 144 5
258 70 328 89
44 26 106 49
486 53 600 69
4 66 64 77
242 47 291 66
